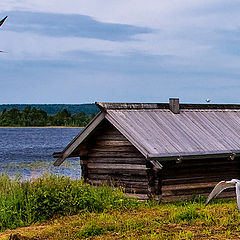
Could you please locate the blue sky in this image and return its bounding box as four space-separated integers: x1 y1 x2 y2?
0 0 240 104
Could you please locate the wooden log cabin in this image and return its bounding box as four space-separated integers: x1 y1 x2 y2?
53 99 240 201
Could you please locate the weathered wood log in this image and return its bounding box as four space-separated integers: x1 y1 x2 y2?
88 180 149 194
161 190 236 202
88 151 144 158
87 157 146 165
88 179 148 188
88 163 147 170
89 146 140 152
162 175 240 185
88 173 148 182
94 134 127 140
88 168 148 175
94 140 133 146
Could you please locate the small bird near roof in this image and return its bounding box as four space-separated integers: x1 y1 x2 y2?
0 16 7 27
206 98 211 103
206 179 240 212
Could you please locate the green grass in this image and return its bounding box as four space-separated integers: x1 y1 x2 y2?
0 174 141 232
2 200 240 240
1 174 240 239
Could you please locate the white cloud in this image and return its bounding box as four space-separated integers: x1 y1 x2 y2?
1 0 240 30
1 1 240 78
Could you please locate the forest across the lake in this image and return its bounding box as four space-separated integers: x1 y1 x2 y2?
0 104 98 127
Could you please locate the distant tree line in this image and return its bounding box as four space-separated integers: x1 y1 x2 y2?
0 106 96 127
0 103 99 115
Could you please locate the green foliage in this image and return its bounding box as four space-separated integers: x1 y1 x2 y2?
0 174 141 232
77 223 106 238
172 206 200 222
0 106 96 127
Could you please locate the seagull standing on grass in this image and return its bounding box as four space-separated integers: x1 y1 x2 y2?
206 179 240 212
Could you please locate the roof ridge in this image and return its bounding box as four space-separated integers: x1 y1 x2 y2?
95 102 240 110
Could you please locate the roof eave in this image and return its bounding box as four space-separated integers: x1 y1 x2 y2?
148 150 240 161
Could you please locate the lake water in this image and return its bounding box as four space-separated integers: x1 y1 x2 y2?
0 127 82 180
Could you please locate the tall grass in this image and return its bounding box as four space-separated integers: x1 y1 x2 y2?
0 174 141 232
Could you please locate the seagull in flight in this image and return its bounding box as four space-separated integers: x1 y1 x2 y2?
0 16 7 27
206 179 240 211
0 16 8 53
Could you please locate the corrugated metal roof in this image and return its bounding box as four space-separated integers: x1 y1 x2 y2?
105 108 240 158
54 101 240 165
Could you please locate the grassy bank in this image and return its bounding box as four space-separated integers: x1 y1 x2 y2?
0 174 140 232
1 174 240 239
1 199 240 239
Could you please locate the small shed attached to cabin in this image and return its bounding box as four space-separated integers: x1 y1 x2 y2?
53 99 240 201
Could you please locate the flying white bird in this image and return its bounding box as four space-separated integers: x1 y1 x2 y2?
206 179 240 211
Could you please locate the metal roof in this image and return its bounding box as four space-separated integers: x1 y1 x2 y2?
53 101 240 165
105 108 240 159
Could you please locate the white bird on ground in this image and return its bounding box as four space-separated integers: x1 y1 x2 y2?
206 179 240 211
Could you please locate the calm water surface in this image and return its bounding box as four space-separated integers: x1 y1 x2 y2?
0 128 82 179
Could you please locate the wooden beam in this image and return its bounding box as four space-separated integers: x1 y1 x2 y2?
53 112 105 166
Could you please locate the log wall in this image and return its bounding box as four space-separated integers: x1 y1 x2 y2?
79 120 152 199
160 157 240 201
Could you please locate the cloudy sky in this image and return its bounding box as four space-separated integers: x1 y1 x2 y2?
0 1 240 104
